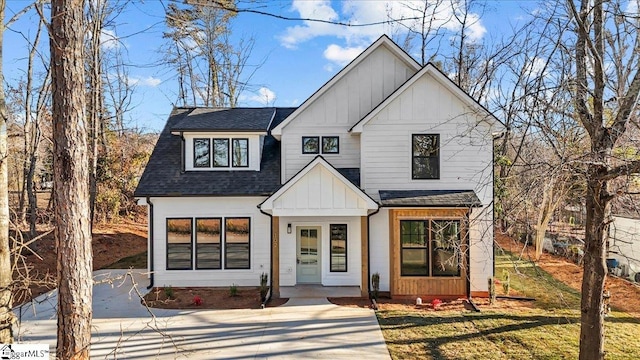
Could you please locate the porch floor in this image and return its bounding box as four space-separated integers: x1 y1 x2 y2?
280 285 362 298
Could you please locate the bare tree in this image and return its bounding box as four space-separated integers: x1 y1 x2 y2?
50 0 93 357
0 0 15 344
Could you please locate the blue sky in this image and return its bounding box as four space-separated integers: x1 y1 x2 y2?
4 0 535 132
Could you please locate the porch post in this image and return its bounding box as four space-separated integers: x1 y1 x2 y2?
272 216 280 298
361 216 369 298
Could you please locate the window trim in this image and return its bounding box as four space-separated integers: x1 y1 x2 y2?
411 134 440 180
329 224 348 272
302 136 320 154
232 138 249 168
195 217 222 270
193 138 211 168
399 218 464 277
212 138 230 168
322 136 340 154
166 217 193 270
224 217 251 270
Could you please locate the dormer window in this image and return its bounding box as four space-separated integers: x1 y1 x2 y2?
232 139 249 167
194 138 211 168
213 139 230 167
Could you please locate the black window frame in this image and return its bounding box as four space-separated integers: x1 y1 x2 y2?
330 224 348 272
302 136 320 154
411 134 440 180
224 217 251 269
212 138 230 168
195 217 222 270
232 138 249 168
322 136 340 154
193 138 211 168
166 218 193 270
399 219 463 277
399 220 429 276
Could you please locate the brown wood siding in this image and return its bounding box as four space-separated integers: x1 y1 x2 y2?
361 216 369 297
389 209 469 298
272 216 280 298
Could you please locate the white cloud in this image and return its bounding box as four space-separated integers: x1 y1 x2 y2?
249 87 276 105
140 76 162 87
323 44 365 66
279 0 487 52
100 29 120 50
114 74 161 88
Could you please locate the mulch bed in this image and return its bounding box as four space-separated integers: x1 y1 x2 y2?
144 287 288 309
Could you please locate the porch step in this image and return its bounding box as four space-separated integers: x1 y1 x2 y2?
280 285 362 298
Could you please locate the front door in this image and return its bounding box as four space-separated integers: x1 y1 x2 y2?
296 226 321 283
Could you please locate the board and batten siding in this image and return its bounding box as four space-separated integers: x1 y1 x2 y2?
151 197 270 287
360 71 495 295
281 45 417 182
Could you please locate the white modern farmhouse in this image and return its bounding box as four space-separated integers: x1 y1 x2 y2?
135 35 501 299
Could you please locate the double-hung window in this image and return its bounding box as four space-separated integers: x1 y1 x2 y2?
330 224 347 272
412 134 439 179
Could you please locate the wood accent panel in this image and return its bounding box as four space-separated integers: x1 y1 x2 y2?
361 216 369 297
272 216 280 298
389 209 469 298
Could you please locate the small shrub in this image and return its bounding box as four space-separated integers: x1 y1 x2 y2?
502 269 511 295
488 277 496 305
371 272 380 300
229 283 238 297
163 286 174 299
259 273 269 300
431 298 442 310
193 295 203 306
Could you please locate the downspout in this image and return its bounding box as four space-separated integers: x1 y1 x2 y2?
367 207 381 297
258 206 274 305
180 132 185 173
146 197 155 289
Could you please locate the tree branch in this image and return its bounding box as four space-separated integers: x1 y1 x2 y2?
603 159 640 180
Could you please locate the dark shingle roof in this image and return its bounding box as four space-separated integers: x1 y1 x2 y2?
171 107 276 132
134 107 296 197
336 168 360 187
379 190 481 207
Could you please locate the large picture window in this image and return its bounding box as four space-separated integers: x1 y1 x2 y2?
232 139 249 167
412 134 439 179
330 224 347 272
193 138 210 168
400 219 462 276
225 218 250 269
213 139 229 167
196 218 221 269
167 218 193 270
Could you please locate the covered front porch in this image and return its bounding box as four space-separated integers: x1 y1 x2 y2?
259 157 379 298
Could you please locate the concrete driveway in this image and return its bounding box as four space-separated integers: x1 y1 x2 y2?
14 270 391 359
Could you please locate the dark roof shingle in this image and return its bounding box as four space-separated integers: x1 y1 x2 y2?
134 107 296 197
379 190 481 207
171 107 276 132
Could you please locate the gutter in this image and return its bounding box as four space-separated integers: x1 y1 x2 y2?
146 197 155 289
258 206 274 306
366 207 381 298
180 132 185 173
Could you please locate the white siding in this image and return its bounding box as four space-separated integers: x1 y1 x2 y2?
369 209 391 291
184 133 262 171
609 216 640 275
360 72 494 205
271 164 370 216
360 71 495 293
278 216 362 287
151 197 270 287
281 45 417 181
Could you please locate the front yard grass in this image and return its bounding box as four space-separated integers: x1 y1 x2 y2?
377 250 640 359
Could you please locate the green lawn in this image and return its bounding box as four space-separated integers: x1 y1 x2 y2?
105 251 147 269
377 251 640 359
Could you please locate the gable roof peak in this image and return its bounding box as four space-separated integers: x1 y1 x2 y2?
271 35 420 139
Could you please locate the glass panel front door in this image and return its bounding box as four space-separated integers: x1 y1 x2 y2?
296 227 321 283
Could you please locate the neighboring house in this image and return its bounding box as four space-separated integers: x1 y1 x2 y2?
135 35 501 299
608 215 640 281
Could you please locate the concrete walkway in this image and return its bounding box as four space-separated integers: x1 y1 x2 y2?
13 270 391 359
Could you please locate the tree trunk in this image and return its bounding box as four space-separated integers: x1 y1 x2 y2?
50 0 93 358
0 0 15 344
579 172 610 360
